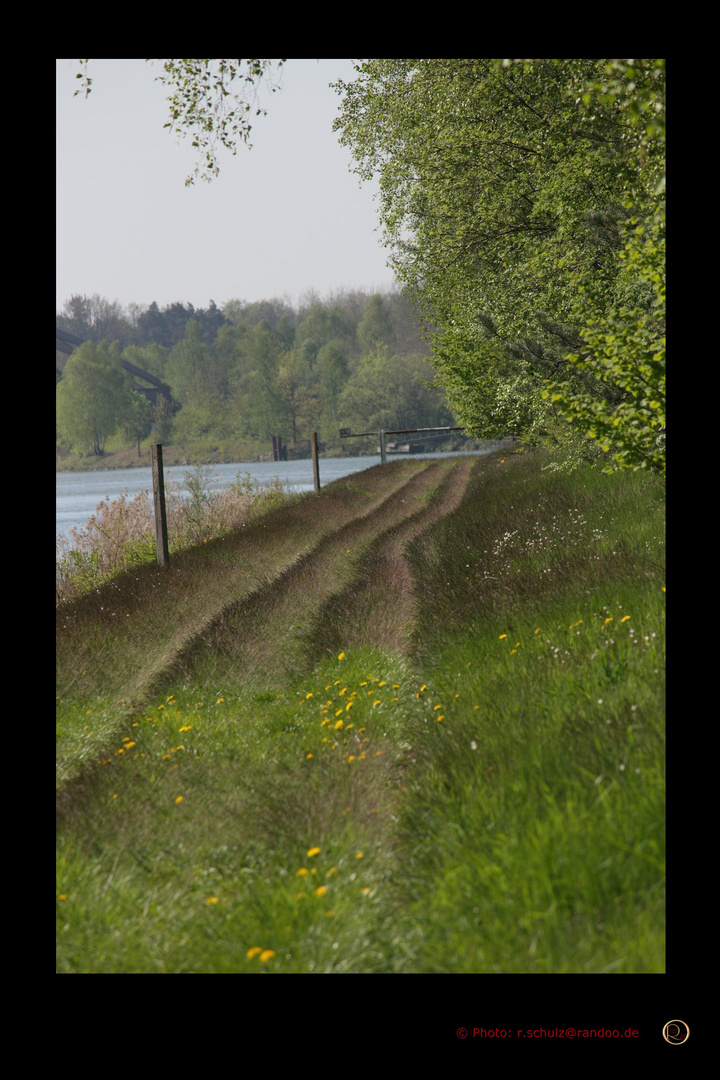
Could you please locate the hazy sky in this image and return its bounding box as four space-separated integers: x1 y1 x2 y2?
56 59 397 313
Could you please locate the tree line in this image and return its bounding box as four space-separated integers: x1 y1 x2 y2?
56 288 456 458
63 59 665 472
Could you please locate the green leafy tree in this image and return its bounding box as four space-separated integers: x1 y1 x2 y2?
274 351 319 445
333 59 665 470
56 341 132 455
294 302 357 369
316 338 349 436
338 348 452 433
356 293 395 355
121 389 154 458
165 320 231 406
542 60 665 471
75 59 287 186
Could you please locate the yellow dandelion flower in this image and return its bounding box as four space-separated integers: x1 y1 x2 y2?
216 697 224 703
306 692 314 699
360 681 368 687
373 700 381 707
433 704 442 710
338 652 346 660
348 755 355 762
620 615 631 622
361 887 371 895
259 950 275 963
206 896 219 904
306 753 314 759
296 867 309 876
58 894 68 901
355 852 364 859
175 796 184 804
307 846 321 857
603 617 614 625
499 633 507 639
419 684 427 692
326 867 338 877
179 725 192 732
315 885 328 898
378 681 387 687
435 715 444 722
247 946 262 959
509 649 517 655
324 910 335 917
335 719 344 729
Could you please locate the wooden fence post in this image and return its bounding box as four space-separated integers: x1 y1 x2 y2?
311 431 321 492
380 429 387 465
151 443 170 566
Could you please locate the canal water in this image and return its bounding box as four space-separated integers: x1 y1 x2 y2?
56 448 502 543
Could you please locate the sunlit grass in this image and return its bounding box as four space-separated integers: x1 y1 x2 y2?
57 450 664 973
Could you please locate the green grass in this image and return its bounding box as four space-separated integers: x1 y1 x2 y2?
56 449 665 973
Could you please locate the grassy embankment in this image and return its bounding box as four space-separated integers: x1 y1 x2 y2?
56 449 665 973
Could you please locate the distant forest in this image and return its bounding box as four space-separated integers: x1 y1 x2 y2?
56 288 463 460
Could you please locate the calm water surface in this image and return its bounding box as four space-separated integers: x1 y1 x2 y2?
56 450 499 543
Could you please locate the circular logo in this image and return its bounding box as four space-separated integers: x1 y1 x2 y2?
663 1020 690 1045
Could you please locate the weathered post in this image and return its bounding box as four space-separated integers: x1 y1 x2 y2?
311 431 321 492
380 429 387 465
151 443 170 567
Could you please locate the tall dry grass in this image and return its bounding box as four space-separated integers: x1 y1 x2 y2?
56 469 295 604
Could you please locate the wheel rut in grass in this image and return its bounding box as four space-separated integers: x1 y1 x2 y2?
162 457 476 692
57 460 434 705
308 456 477 659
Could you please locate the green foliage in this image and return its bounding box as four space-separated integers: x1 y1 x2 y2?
56 340 133 455
338 347 453 434
334 59 665 471
75 60 288 186
545 220 665 471
121 389 154 457
356 293 395 355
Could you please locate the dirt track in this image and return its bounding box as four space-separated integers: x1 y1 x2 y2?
57 457 479 704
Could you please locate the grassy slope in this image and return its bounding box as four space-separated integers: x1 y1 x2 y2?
56 449 665 974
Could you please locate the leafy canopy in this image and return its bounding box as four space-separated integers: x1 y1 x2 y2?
333 59 665 471
71 59 665 470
